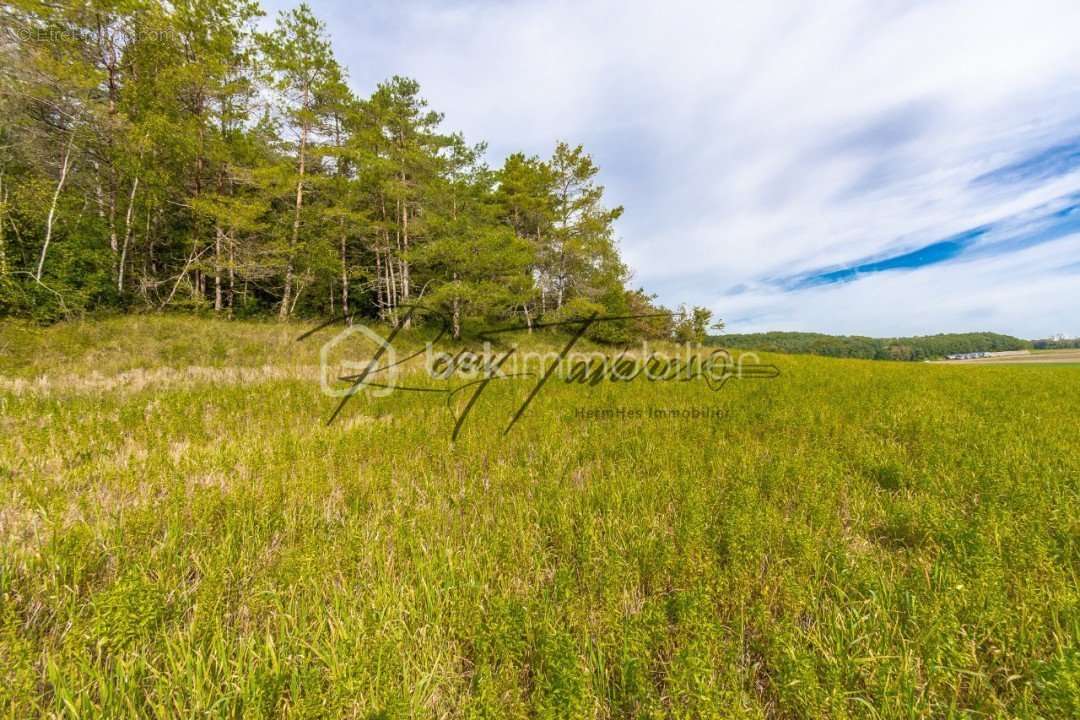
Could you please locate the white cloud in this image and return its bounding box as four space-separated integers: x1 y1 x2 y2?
264 0 1080 336
716 229 1080 338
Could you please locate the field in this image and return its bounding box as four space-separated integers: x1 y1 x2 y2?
1 316 1079 718
932 350 1080 365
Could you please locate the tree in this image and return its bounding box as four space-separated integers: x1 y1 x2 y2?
365 76 448 325
545 142 625 315
0 0 659 339
495 151 553 329
260 2 341 319
673 305 715 344
415 137 532 338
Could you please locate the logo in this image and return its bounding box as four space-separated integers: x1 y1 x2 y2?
319 323 397 398
302 305 780 439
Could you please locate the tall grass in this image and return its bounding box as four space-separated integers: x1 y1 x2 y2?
1 317 1078 718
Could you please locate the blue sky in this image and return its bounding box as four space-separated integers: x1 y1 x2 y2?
263 0 1080 338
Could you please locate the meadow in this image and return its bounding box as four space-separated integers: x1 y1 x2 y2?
1 316 1078 718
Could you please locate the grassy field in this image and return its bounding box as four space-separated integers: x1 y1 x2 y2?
1 316 1079 718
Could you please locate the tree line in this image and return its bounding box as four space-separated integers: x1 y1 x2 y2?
0 0 711 341
708 331 1033 361
1032 337 1080 350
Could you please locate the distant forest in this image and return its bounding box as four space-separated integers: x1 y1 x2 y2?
1032 338 1080 350
707 331 1034 361
0 0 718 342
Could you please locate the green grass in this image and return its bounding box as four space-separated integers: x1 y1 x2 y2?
1 316 1078 718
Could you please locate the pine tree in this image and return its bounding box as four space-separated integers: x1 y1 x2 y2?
0 0 669 338
260 2 341 318
416 137 533 338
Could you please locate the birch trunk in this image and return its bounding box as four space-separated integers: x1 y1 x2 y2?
118 176 138 293
340 230 349 317
35 125 77 281
374 247 384 317
213 224 223 312
452 272 461 340
400 190 410 301
227 232 235 312
386 233 399 325
281 110 309 320
0 173 7 276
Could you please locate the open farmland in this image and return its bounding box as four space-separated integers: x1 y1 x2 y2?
932 349 1080 365
1 317 1079 718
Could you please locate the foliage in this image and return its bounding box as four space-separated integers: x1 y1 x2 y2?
671 304 714 345
0 0 669 339
1034 337 1080 350
709 330 1033 360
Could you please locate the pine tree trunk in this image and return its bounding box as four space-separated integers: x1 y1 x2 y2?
193 119 204 303
108 178 118 259
141 205 153 305
105 37 120 280
535 228 544 319
281 257 294 319
381 194 398 324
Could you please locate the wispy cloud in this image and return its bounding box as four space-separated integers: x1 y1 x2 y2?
787 228 988 289
781 190 1080 290
972 137 1080 187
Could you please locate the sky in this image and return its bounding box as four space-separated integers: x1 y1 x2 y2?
262 0 1080 338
